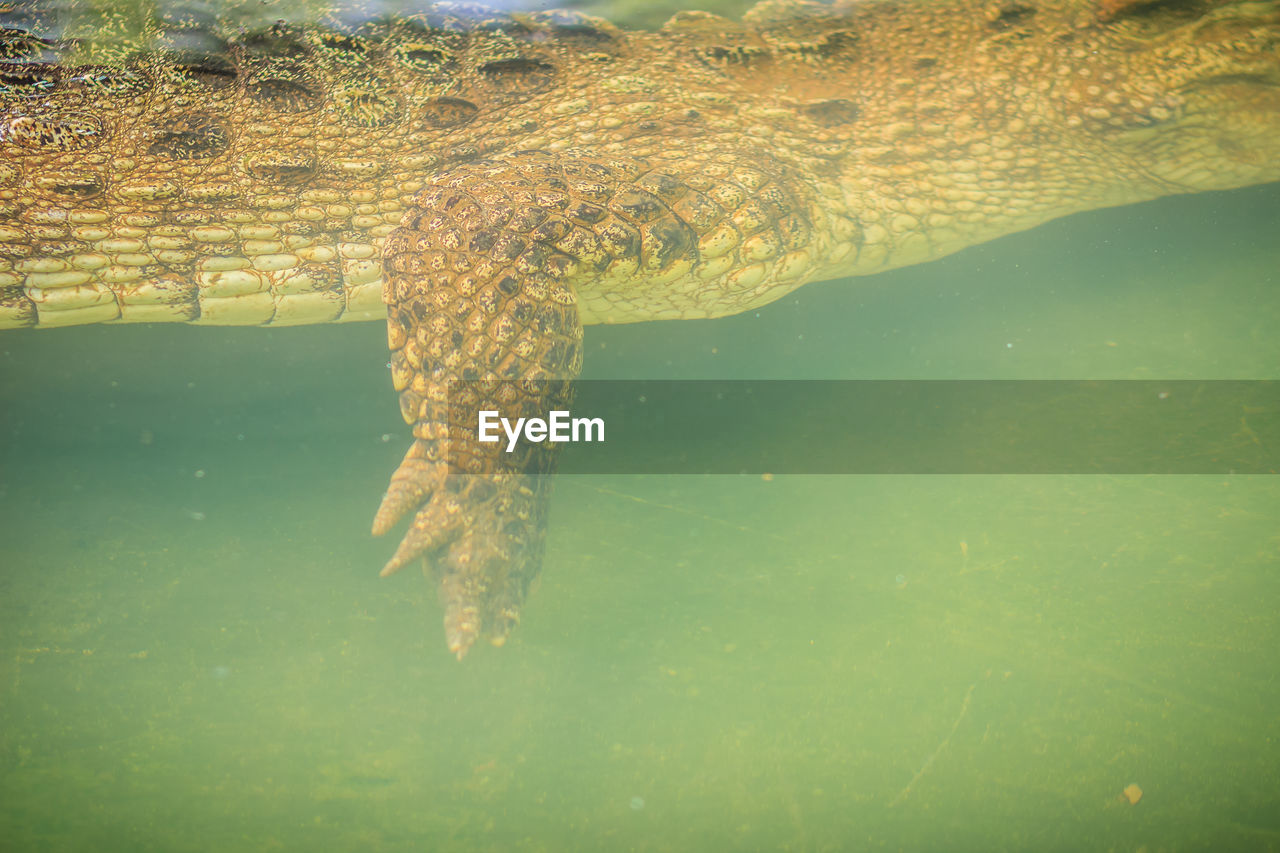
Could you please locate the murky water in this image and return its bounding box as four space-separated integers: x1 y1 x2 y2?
2 1 1280 850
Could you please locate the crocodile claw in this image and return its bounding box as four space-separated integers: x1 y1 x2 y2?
371 440 443 539
435 491 546 658
375 457 550 657
375 466 466 578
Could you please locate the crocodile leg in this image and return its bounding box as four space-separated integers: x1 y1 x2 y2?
372 148 823 656
373 155 587 659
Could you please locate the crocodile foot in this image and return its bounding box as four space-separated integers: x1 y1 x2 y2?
373 156 586 658
374 452 552 657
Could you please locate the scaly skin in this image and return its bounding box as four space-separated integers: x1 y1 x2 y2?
2 0 1277 656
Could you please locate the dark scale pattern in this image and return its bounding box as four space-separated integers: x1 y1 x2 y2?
158 55 238 92
798 97 860 127
65 67 149 96
2 111 102 149
243 153 318 185
394 44 450 71
145 117 228 159
245 76 323 112
476 56 556 99
331 87 402 126
33 170 102 197
420 96 478 128
0 63 60 97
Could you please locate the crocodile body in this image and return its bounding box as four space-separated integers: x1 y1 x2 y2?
3 0 1278 656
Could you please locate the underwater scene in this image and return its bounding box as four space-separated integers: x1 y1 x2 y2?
2 0 1279 850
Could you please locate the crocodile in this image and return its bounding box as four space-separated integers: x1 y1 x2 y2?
2 0 1277 657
